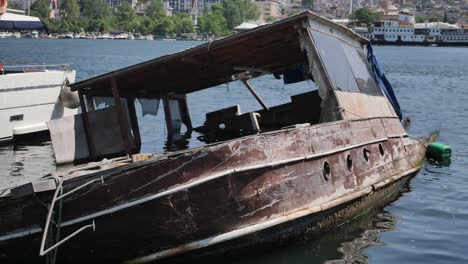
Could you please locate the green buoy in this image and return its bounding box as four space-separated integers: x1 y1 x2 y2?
426 142 452 161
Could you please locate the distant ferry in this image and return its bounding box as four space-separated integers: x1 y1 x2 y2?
352 9 468 46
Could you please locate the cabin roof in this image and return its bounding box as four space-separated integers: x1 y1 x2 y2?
71 12 367 98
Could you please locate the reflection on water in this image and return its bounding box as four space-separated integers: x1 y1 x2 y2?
426 158 452 168
328 212 397 264
0 140 56 190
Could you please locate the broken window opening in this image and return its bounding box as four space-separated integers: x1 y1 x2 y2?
193 66 324 145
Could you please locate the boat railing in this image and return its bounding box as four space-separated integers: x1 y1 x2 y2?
1 63 72 72
5 8 26 14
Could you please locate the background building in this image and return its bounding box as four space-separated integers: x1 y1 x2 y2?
167 0 205 14
109 0 138 8
255 0 282 21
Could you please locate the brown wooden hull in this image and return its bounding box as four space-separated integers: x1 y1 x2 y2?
0 117 428 263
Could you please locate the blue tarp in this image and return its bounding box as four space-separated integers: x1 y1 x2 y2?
367 43 402 119
273 65 308 84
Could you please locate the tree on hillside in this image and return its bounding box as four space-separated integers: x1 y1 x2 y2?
60 0 80 22
265 16 277 23
8 1 23 10
138 16 154 35
401 3 415 8
81 0 111 20
349 8 378 27
221 0 259 30
114 1 138 31
173 14 195 33
145 0 165 20
30 0 51 19
153 16 174 35
198 3 230 36
60 0 81 32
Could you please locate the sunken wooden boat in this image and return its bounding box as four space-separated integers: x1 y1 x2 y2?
0 12 431 263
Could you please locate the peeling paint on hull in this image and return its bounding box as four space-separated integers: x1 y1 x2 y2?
152 173 414 263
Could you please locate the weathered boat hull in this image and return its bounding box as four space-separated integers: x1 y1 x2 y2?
0 117 428 263
154 173 414 263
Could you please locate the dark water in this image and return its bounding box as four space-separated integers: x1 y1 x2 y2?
1 39 467 263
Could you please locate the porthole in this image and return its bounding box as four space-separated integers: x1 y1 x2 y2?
379 144 385 156
323 161 331 180
363 148 370 161
346 155 353 171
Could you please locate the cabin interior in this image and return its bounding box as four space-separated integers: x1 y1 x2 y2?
48 13 397 167
48 66 330 165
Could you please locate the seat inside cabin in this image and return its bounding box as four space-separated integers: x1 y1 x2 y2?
48 63 328 167
194 90 322 143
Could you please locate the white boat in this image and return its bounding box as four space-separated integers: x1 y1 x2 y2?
353 9 468 46
114 33 129 40
63 33 74 39
0 12 80 144
0 64 79 143
97 33 111 40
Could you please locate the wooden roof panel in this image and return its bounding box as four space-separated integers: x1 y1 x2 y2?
71 12 367 97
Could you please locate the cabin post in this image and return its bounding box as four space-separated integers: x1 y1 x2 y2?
162 96 174 135
126 96 141 152
85 95 95 111
78 90 96 159
111 79 132 156
173 94 193 133
300 27 342 120
178 95 193 132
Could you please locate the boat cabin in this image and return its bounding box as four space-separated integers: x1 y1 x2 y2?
49 12 400 165
1 13 426 264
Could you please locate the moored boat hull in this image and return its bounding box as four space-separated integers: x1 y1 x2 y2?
0 117 430 263
0 70 77 144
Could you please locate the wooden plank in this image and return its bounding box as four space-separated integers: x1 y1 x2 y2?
11 179 57 199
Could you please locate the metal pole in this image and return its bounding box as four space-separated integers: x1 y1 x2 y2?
241 79 269 111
